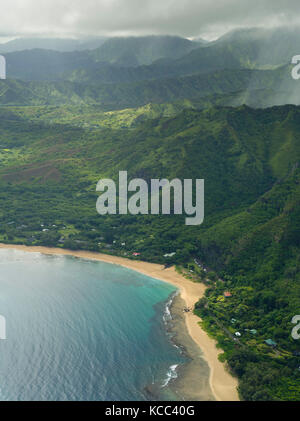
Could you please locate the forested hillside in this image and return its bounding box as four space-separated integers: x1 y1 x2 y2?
1 66 299 109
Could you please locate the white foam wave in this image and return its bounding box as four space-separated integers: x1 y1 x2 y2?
161 364 179 388
162 291 179 324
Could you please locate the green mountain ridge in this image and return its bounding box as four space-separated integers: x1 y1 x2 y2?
218 26 300 66
90 35 199 66
0 65 298 109
0 37 107 53
4 35 202 82
4 27 299 85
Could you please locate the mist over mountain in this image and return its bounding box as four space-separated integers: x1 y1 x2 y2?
0 37 107 53
2 27 299 89
217 26 300 67
5 49 95 81
0 34 246 83
3 35 203 81
90 36 199 66
1 64 298 111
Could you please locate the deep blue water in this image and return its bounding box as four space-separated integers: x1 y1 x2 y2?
0 249 186 401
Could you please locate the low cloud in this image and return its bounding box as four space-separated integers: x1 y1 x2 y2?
1 0 300 40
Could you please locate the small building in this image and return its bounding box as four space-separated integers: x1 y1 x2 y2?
231 318 237 324
235 332 241 337
224 291 232 298
133 252 140 257
250 329 257 335
194 259 202 268
265 339 277 347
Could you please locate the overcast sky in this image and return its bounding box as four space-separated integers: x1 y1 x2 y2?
0 0 300 41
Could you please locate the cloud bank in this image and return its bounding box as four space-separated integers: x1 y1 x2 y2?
0 0 300 40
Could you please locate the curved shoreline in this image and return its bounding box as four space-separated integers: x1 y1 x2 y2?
0 243 239 401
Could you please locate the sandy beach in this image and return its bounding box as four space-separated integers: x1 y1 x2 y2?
0 243 239 401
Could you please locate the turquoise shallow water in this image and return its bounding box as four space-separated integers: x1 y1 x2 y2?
0 249 186 401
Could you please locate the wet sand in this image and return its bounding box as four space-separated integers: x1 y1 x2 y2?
165 293 215 401
0 243 239 401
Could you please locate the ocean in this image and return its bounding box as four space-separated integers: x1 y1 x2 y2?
0 248 189 401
